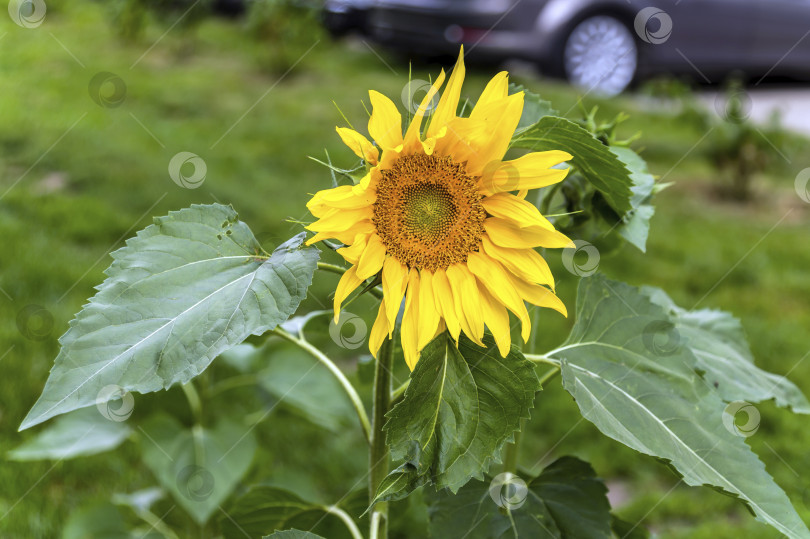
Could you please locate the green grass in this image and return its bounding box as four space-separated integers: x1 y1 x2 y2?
2 1 810 537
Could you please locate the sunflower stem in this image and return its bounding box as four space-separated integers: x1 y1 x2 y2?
390 380 409 405
317 261 348 275
369 336 394 539
524 353 561 367
271 328 372 444
181 380 203 426
317 262 384 299
503 421 523 474
322 504 364 539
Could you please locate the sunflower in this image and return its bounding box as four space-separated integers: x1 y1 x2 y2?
306 48 573 369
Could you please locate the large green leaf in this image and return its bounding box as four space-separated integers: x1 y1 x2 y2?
369 463 427 506
556 275 810 539
510 84 557 135
21 204 319 430
426 456 612 538
140 414 257 525
511 116 633 214
220 485 355 539
9 407 131 461
610 146 656 252
257 341 358 431
643 286 810 413
63 502 133 539
383 332 540 494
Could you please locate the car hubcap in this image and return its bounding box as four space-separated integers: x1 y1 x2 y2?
564 16 638 96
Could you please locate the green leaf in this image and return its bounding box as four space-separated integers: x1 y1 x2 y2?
112 487 165 514
369 463 427 507
511 116 633 214
556 275 810 539
9 407 131 461
510 84 558 136
384 332 540 493
63 502 133 539
529 457 612 538
609 146 656 252
21 204 319 430
140 414 257 525
426 456 612 538
220 485 354 539
263 532 326 539
610 514 649 539
257 341 358 431
643 286 810 413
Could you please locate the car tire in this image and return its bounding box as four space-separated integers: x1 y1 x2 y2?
561 15 638 96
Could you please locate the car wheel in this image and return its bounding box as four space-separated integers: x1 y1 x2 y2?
563 15 638 96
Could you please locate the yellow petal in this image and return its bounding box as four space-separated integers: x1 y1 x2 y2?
403 70 446 153
482 193 556 230
446 263 484 345
368 90 403 149
401 269 420 370
369 298 389 358
306 206 373 233
478 286 511 357
479 151 571 196
465 93 524 174
382 256 408 333
356 234 386 280
432 116 488 165
466 252 531 342
484 217 573 249
336 127 379 164
307 221 374 246
432 268 461 341
508 275 568 318
470 71 509 116
427 47 465 138
416 270 440 349
481 236 555 289
337 233 370 265
307 185 376 215
333 265 363 322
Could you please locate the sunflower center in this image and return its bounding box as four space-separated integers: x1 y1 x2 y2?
373 153 485 271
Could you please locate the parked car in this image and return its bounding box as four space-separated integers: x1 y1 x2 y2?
324 0 374 36
347 0 810 95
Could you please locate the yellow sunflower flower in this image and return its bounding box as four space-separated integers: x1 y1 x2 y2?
306 48 573 369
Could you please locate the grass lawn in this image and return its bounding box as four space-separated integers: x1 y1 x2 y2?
1 2 809 537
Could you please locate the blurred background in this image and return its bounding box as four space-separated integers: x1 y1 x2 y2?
2 0 810 537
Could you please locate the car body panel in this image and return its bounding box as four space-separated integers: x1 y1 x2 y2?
356 0 810 85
